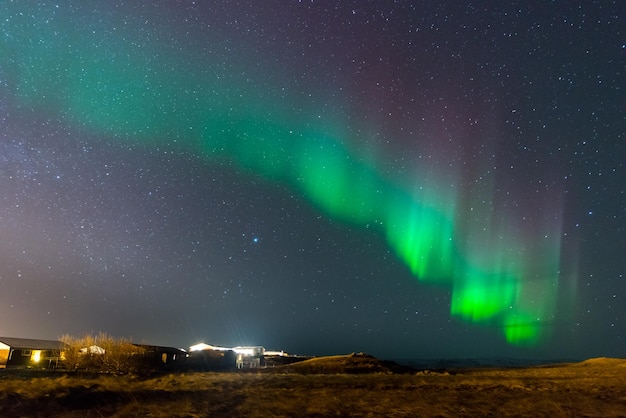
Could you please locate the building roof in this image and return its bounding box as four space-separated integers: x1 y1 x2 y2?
189 343 265 355
0 337 67 350
189 343 232 352
133 343 187 353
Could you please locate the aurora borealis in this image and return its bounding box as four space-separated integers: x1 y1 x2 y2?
1 1 623 359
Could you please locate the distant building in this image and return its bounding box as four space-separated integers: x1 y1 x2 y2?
132 344 187 369
0 337 67 369
233 346 264 369
264 350 288 357
188 343 236 370
189 343 266 369
80 345 106 355
189 343 232 352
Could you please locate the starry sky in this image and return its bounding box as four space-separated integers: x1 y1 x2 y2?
0 1 624 360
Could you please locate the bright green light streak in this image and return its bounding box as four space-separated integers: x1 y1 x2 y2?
384 194 456 281
0 2 562 345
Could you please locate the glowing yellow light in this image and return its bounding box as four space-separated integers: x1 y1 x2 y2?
32 350 41 363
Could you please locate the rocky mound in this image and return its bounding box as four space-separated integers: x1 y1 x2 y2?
571 357 626 368
274 352 414 374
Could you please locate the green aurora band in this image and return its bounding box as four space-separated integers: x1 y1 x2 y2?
1 3 561 345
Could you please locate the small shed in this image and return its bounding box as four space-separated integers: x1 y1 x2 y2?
0 337 67 369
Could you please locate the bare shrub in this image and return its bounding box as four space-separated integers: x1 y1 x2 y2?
59 332 145 374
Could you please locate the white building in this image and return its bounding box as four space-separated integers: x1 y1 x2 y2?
189 343 266 369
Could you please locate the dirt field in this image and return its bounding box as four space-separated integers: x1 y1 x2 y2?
1 356 625 417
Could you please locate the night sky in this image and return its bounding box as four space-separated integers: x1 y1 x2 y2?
0 1 624 360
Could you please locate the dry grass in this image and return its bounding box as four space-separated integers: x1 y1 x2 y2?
1 356 626 417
